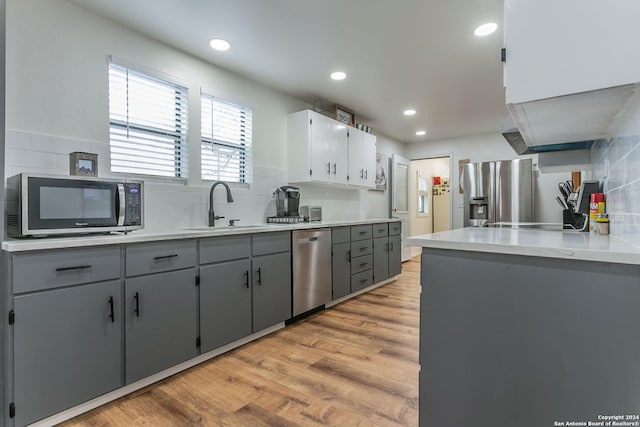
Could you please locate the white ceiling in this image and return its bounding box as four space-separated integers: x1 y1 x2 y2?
68 0 509 144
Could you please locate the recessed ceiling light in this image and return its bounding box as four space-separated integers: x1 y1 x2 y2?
474 22 497 37
330 71 347 81
209 38 231 51
416 130 427 136
404 109 417 116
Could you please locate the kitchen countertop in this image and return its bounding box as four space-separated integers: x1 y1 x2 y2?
2 218 401 252
407 227 640 265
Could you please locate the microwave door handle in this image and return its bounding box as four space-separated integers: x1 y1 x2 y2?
117 184 125 226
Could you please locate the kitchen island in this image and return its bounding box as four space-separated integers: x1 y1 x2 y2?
407 228 640 427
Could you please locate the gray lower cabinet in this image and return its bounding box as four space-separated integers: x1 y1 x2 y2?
373 236 390 282
389 234 402 277
200 258 252 353
124 269 198 384
332 242 351 299
252 252 291 331
13 280 122 427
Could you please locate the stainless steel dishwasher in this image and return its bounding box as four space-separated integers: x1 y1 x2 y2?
292 228 332 316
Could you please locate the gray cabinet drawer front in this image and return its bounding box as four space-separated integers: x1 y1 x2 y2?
351 255 373 274
332 227 350 244
351 224 373 241
372 223 389 238
126 240 196 277
389 221 402 235
12 247 121 294
252 231 291 256
351 270 374 292
199 235 251 264
351 239 372 257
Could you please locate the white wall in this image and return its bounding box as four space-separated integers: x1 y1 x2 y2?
5 0 406 231
406 133 568 229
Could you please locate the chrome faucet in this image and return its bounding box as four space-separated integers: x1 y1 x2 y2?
208 181 234 226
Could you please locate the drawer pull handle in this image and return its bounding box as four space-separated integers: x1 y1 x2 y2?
154 254 178 261
56 265 91 272
360 247 367 251
360 262 368 267
257 268 262 286
134 292 140 317
244 270 249 288
359 231 367 235
108 297 115 323
360 279 368 284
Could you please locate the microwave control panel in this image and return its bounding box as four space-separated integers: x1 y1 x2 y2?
123 183 142 226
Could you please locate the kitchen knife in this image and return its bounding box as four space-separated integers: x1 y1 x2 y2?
556 195 569 210
566 180 574 192
558 182 570 200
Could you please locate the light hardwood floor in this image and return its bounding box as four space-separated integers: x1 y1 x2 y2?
61 258 420 426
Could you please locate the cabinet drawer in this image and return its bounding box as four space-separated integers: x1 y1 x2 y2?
12 247 121 294
351 239 372 257
332 226 350 244
389 221 402 236
253 231 291 256
199 235 251 264
351 270 373 293
372 223 389 238
351 255 373 274
126 240 196 277
351 224 372 241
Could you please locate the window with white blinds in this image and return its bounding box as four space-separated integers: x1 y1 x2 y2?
108 63 189 178
201 93 252 183
418 175 429 214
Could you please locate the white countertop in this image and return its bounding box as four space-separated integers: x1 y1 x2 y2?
2 218 400 252
407 227 640 265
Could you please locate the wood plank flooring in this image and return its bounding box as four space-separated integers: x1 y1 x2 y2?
61 258 420 427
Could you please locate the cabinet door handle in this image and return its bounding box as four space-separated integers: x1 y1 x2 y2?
56 265 91 272
390 242 394 251
327 162 331 174
333 163 337 175
360 169 364 179
108 297 115 323
153 254 178 261
134 292 140 317
386 243 390 252
347 250 351 262
257 268 262 286
244 270 249 288
364 170 368 180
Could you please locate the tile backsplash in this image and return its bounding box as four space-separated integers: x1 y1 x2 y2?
4 130 379 233
590 89 640 241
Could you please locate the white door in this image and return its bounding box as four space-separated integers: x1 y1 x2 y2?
391 154 411 262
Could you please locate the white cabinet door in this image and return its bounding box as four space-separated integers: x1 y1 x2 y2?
310 112 335 184
330 121 349 185
361 132 376 189
348 128 364 186
504 0 640 104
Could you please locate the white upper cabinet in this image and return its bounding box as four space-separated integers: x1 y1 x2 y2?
348 130 376 189
287 110 375 188
503 0 640 148
504 0 640 104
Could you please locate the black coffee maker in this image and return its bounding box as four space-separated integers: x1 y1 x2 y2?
274 185 300 217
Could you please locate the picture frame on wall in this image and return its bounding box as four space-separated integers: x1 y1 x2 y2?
70 152 98 177
373 152 388 191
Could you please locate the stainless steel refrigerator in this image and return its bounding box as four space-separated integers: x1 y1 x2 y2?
462 158 533 227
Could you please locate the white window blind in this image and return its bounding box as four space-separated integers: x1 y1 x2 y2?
201 93 252 183
108 63 189 178
418 175 429 214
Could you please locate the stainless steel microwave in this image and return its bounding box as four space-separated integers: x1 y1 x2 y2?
6 173 143 237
